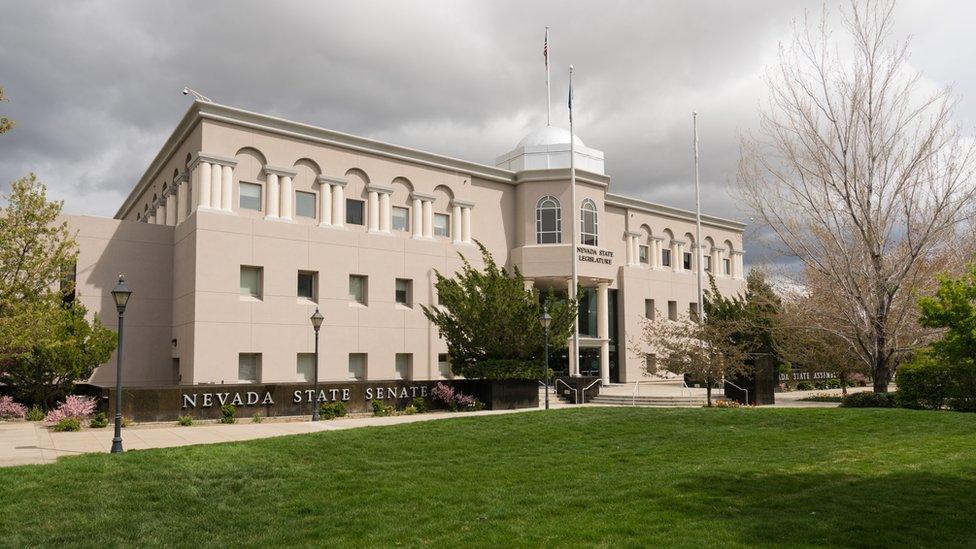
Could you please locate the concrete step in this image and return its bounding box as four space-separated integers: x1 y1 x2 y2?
588 395 708 407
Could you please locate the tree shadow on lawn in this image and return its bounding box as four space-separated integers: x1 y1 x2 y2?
663 469 976 548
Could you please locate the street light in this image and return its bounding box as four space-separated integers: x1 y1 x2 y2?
110 275 132 454
540 305 552 410
310 308 324 421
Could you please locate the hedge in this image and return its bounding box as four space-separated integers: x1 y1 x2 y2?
896 353 976 412
840 392 896 408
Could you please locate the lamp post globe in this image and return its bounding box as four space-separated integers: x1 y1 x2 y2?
539 306 552 410
109 275 132 453
310 308 324 421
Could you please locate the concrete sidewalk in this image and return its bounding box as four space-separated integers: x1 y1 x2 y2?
0 408 534 468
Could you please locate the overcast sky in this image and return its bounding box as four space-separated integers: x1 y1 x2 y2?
2 1 974 269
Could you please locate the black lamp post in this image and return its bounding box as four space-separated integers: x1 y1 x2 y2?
540 305 552 410
110 275 131 454
310 308 324 421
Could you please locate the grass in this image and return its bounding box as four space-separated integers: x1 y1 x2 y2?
2 408 975 547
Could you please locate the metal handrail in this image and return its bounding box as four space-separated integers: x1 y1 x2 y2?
722 379 749 405
680 380 692 398
632 380 653 405
554 378 579 404
580 379 603 404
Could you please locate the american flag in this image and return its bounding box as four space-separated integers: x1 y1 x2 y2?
543 28 549 68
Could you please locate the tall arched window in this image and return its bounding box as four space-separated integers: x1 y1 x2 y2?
580 198 598 246
536 196 561 244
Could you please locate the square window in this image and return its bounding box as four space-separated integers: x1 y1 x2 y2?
644 299 655 320
349 275 367 305
392 206 410 232
639 245 649 264
723 258 731 275
395 353 412 380
644 353 657 372
238 353 260 383
240 182 262 211
298 271 317 301
438 353 451 379
348 353 366 380
434 213 450 237
240 266 262 299
395 278 412 306
704 255 712 272
346 199 365 225
662 248 672 267
296 191 316 218
668 300 678 321
683 252 693 270
690 302 700 321
297 353 315 382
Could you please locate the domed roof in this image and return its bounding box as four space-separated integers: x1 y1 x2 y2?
517 126 586 148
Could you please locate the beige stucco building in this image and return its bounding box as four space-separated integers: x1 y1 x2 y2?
69 101 746 389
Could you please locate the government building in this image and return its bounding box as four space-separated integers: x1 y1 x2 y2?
67 100 746 392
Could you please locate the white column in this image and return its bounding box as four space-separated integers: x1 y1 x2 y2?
265 173 279 219
165 191 176 226
319 183 332 226
625 235 635 265
379 192 391 232
411 198 423 238
221 165 233 211
147 210 156 224
567 277 578 377
155 203 166 225
422 200 433 238
197 161 212 210
367 190 379 232
461 207 472 243
632 237 640 265
713 248 723 277
177 179 188 224
674 242 684 272
451 204 462 244
597 282 610 385
280 175 293 221
210 162 222 209
332 184 344 227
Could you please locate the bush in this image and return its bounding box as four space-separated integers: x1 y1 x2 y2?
430 383 482 412
89 412 108 428
319 401 347 420
50 417 80 432
796 381 813 391
431 383 456 407
799 393 844 403
371 399 394 417
402 405 417 415
120 416 131 428
411 396 428 413
25 405 44 422
177 415 193 426
0 395 27 420
44 395 96 424
713 399 741 408
840 391 896 408
452 358 541 380
896 353 953 410
251 413 263 423
219 405 236 424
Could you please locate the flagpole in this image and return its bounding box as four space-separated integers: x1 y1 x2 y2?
545 26 551 126
693 111 704 323
569 64 580 377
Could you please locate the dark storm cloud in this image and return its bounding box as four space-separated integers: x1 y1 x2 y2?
1 0 974 271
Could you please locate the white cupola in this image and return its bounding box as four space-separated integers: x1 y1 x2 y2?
495 126 605 175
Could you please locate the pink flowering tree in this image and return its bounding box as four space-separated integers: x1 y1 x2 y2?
43 395 96 424
0 395 26 420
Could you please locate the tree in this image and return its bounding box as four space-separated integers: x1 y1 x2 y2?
421 242 577 380
737 0 976 391
916 264 976 370
0 86 13 134
0 174 77 317
0 300 116 407
706 270 783 361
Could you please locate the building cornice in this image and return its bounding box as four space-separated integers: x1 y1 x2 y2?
450 199 475 209
605 193 746 233
317 175 348 187
263 165 298 178
514 168 610 188
365 184 394 194
188 152 238 171
410 191 436 201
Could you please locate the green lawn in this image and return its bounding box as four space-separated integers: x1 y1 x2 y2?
2 408 975 548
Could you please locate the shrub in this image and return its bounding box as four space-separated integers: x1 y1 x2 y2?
896 353 952 410
319 401 347 420
25 405 44 422
796 381 813 391
43 395 96 424
799 393 844 403
219 405 236 424
0 395 27 420
371 399 394 417
713 399 741 408
251 413 263 423
120 416 131 428
431 383 456 407
402 405 417 415
825 378 841 389
411 396 428 413
89 412 108 428
50 417 80 432
177 415 193 426
840 391 896 408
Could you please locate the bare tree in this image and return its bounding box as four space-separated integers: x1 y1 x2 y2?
737 0 976 391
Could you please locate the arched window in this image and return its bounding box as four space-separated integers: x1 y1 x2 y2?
536 196 561 244
580 198 598 246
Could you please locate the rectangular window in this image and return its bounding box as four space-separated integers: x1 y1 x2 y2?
349 275 367 305
395 353 412 380
668 300 678 321
704 255 712 272
346 199 365 225
434 213 450 237
723 258 731 275
297 271 317 301
348 353 366 380
297 353 315 382
392 206 409 232
296 191 316 218
395 278 412 306
639 245 649 264
644 353 657 372
690 302 700 321
238 353 260 383
438 353 451 379
662 248 672 267
644 299 655 320
239 182 262 211
683 252 692 270
240 266 262 299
